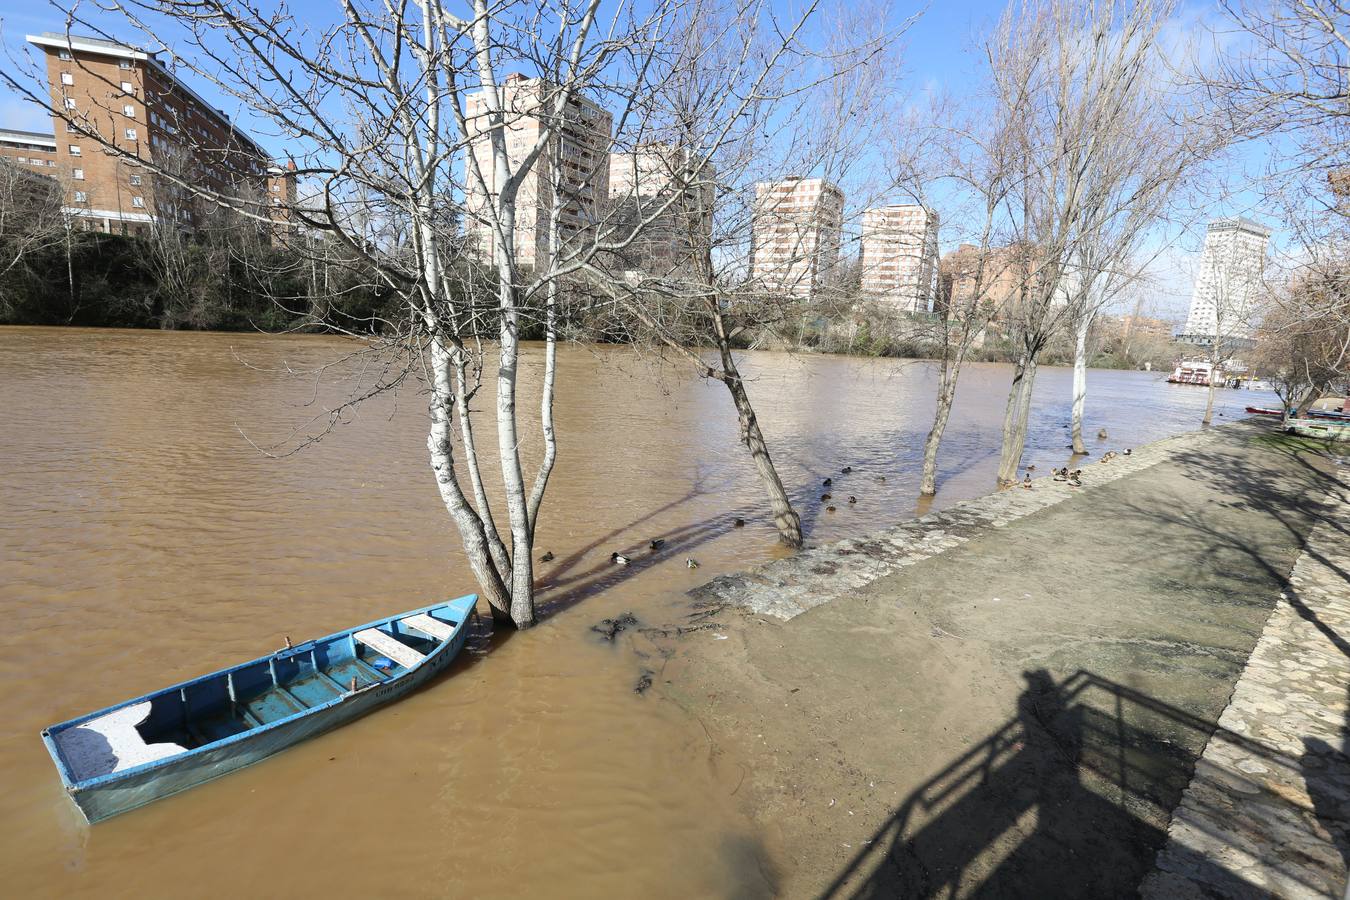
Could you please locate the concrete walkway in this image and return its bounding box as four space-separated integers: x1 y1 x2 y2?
1143 454 1350 899
658 422 1350 898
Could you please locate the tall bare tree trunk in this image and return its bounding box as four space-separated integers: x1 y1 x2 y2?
427 333 514 622
921 353 963 495
712 310 802 547
453 347 513 580
1202 372 1217 426
997 354 1039 485
1071 316 1090 454
494 276 536 628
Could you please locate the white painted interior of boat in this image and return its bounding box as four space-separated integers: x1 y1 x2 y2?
54 701 187 781
401 613 454 641
354 628 426 669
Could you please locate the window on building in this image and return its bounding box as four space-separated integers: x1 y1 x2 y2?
73 191 87 202
121 81 134 94
15 157 25 164
125 128 137 141
58 49 71 60
129 174 142 186
123 104 135 117
64 98 76 110
72 168 84 180
119 59 133 70
131 196 145 208
69 145 81 156
60 72 73 85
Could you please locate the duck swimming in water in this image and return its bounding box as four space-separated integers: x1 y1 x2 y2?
841 466 853 474
649 538 666 551
823 477 833 487
686 558 700 569
611 552 630 566
541 551 555 562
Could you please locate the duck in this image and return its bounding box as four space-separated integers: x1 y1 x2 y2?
823 477 833 487
1026 465 1036 472
1123 448 1132 456
540 551 555 562
686 558 700 569
732 518 745 528
826 505 837 512
1021 474 1032 489
649 538 666 551
841 466 853 474
1097 428 1108 439
847 495 857 504
875 475 886 483
821 493 832 501
611 552 630 566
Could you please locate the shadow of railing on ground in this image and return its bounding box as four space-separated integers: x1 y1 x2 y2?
820 668 1344 899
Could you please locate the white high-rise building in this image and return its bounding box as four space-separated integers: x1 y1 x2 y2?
463 75 613 269
860 205 939 313
750 177 844 300
1180 217 1271 344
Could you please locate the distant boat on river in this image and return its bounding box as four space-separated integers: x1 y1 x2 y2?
41 594 477 823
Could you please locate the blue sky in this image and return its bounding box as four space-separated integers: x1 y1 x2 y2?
0 0 1282 320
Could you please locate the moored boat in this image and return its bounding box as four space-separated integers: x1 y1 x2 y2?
1245 406 1286 417
1284 417 1350 441
41 594 477 823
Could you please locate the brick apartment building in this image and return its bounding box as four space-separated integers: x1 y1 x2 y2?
860 204 939 313
750 177 844 300
464 74 613 269
937 242 1036 320
17 31 296 237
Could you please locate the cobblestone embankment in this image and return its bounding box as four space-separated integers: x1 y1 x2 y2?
691 427 1224 620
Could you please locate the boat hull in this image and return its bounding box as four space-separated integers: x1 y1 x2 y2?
41 596 475 823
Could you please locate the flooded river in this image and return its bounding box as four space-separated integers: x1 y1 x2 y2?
0 327 1274 897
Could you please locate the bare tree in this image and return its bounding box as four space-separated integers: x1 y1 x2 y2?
578 0 901 547
912 94 1021 495
0 159 67 312
1253 265 1350 421
982 0 1211 484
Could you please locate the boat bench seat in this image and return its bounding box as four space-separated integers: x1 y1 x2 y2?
354 628 426 670
400 613 455 642
55 701 187 782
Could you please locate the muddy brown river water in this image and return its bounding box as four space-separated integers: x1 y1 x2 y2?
0 327 1275 897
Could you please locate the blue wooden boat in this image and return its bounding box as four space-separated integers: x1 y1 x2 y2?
41 594 477 823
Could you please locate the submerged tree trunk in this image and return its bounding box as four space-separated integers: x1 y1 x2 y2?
921 350 964 496
453 347 512 581
997 354 1039 486
495 278 537 629
426 333 514 622
712 311 802 547
1070 316 1090 455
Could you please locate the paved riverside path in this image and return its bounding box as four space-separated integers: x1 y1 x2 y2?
656 422 1350 899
